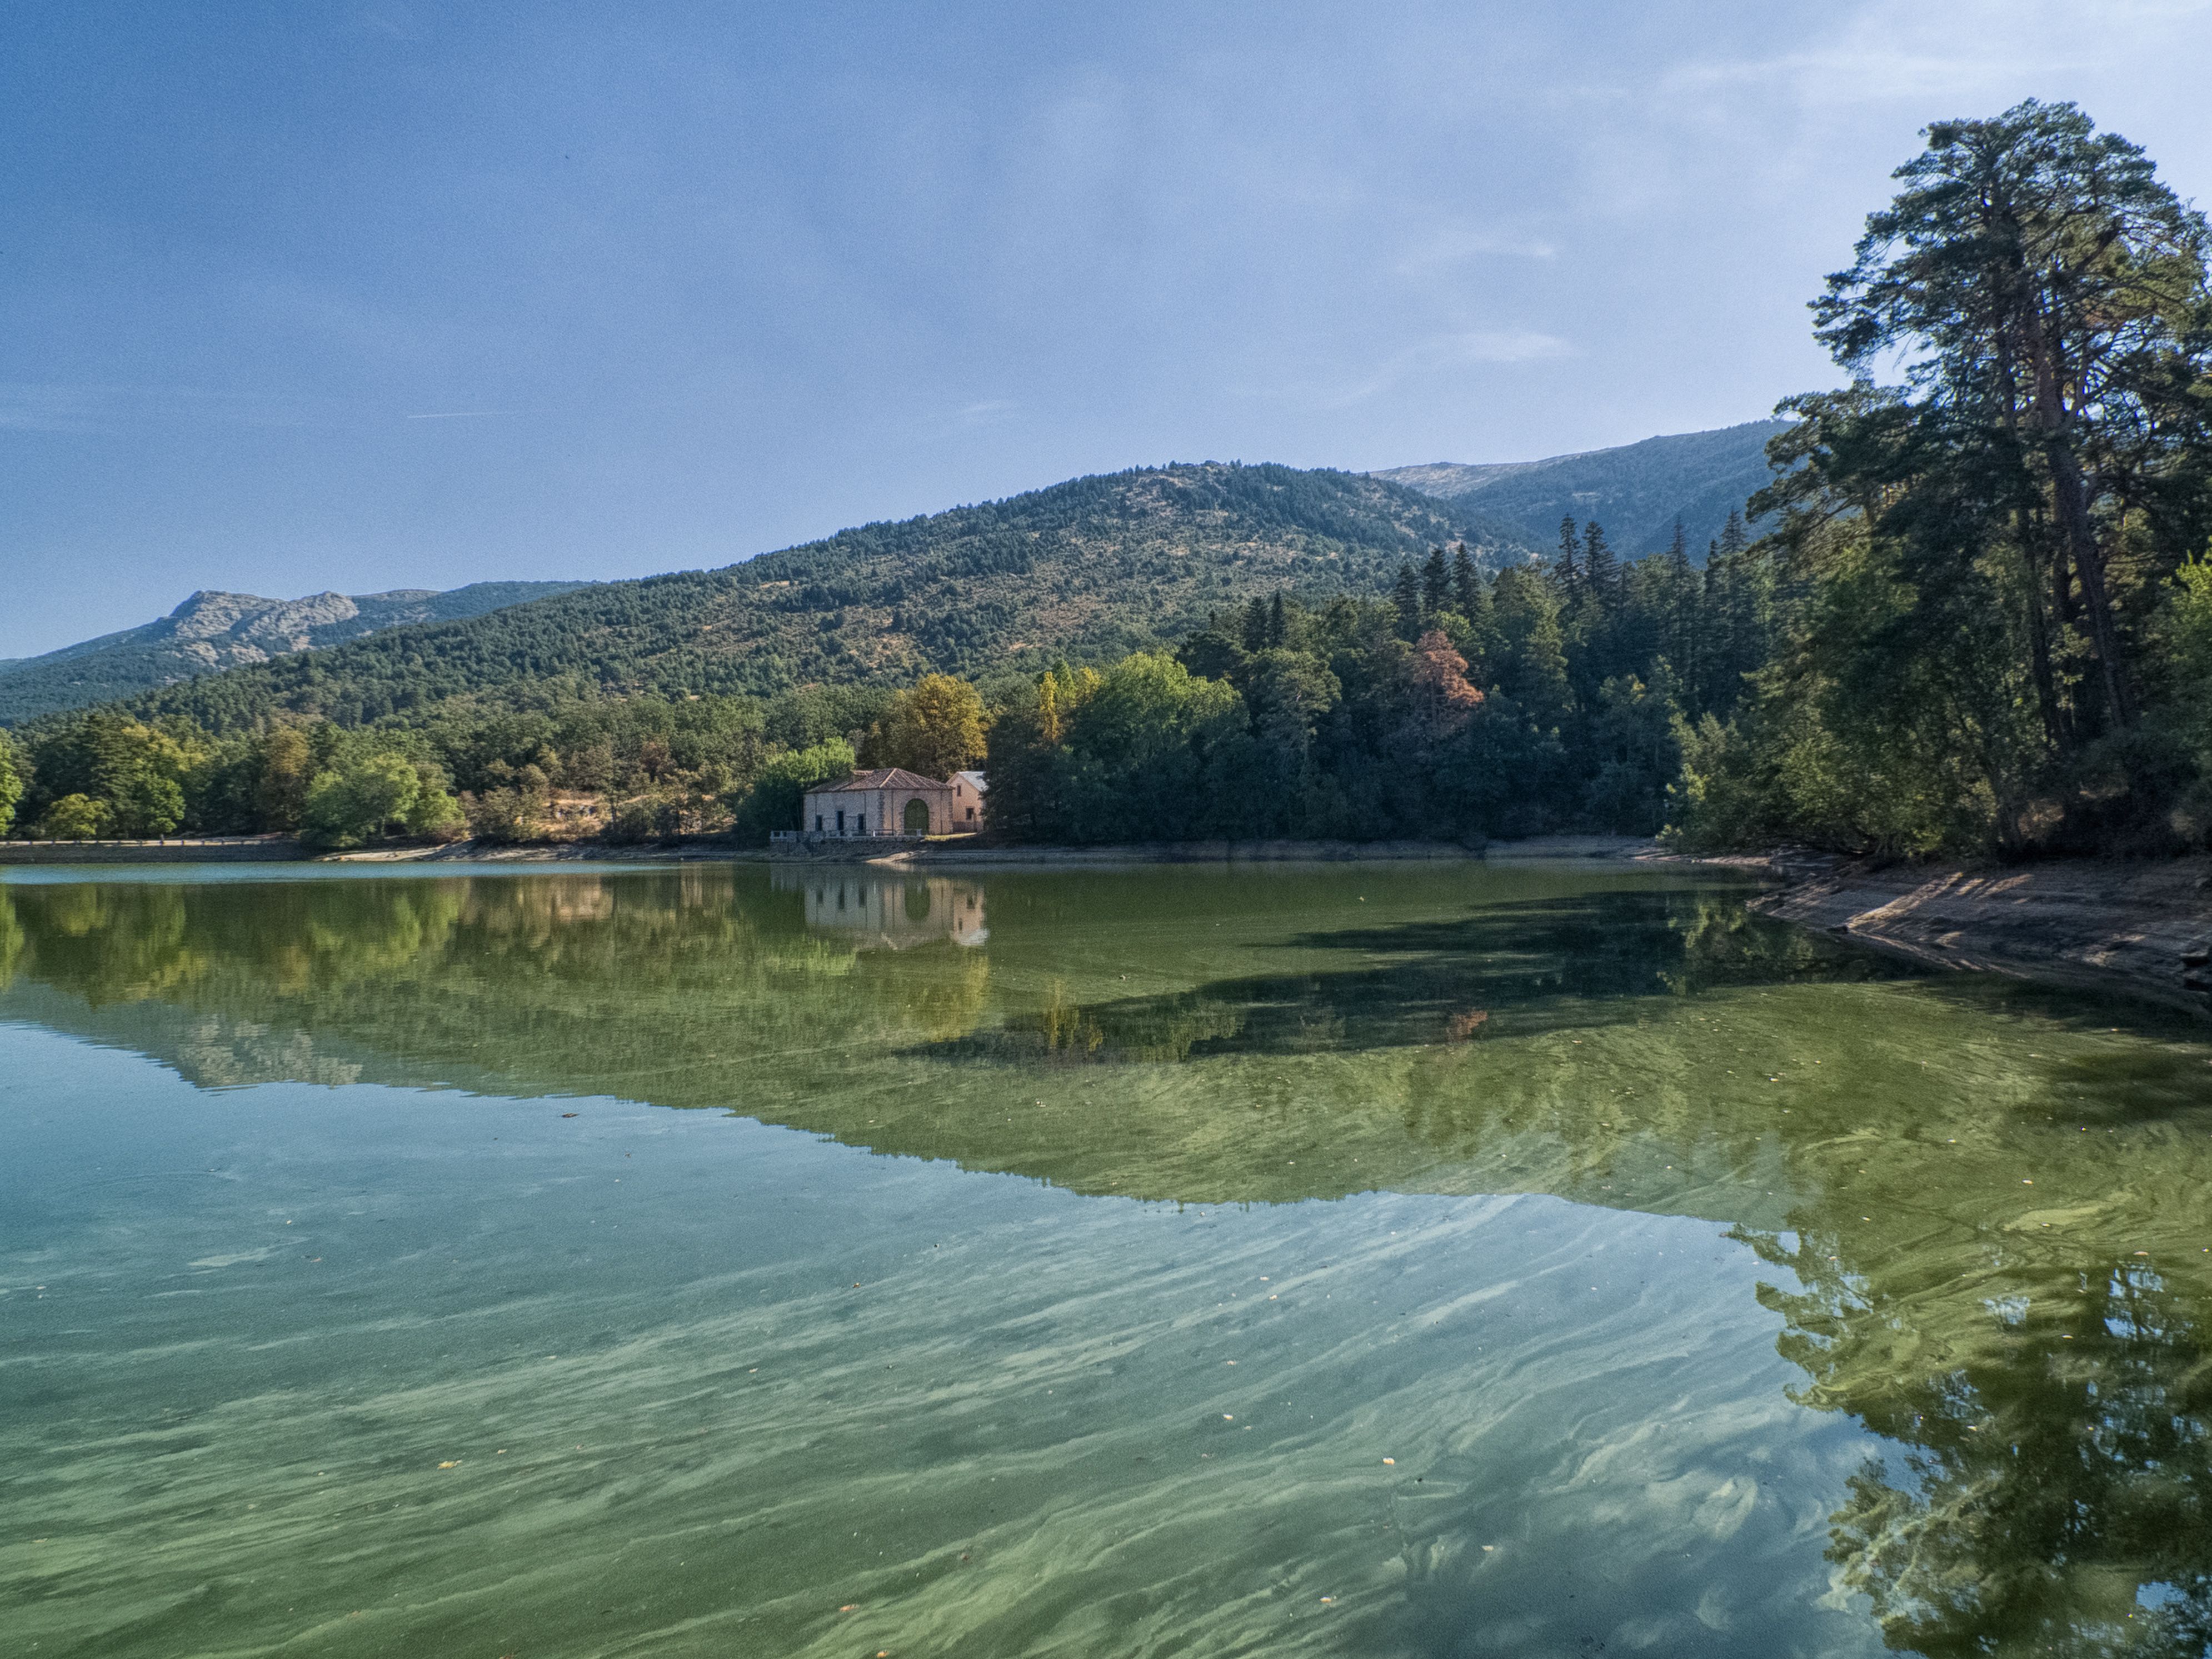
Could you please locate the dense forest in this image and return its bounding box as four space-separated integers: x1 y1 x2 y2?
4 101 2208 862
0 528 1762 847
0 581 589 726
983 526 1768 843
78 465 1531 733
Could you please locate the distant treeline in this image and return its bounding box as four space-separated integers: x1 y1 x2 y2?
0 531 1762 849
0 686 891 848
985 525 1768 843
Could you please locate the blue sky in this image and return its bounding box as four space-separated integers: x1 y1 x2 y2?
5 0 2209 658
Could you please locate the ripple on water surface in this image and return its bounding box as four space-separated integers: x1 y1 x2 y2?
2 861 2209 1656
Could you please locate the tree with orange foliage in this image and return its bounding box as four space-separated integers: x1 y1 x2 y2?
1409 629 1482 734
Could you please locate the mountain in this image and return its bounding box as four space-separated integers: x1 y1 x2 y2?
1375 420 1789 557
0 581 590 726
113 463 1537 734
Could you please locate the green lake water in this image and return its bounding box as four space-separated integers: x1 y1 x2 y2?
3 860 2210 1658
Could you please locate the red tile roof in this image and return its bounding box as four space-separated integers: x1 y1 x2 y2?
807 768 951 793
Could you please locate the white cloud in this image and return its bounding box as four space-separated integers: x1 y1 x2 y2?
1662 0 2212 111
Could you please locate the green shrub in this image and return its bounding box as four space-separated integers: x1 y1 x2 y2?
37 793 110 840
301 753 425 849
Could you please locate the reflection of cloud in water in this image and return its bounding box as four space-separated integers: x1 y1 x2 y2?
775 870 987 949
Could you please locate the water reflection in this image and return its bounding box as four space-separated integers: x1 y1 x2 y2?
4 863 2212 1655
775 867 988 948
943 890 1916 1063
1747 1227 2212 1655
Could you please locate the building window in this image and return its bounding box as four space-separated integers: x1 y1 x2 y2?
835 808 845 834
856 813 866 835
813 814 823 832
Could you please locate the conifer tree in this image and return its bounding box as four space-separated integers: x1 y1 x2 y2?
1552 516 1580 596
1698 542 1727 714
1267 591 1288 648
1808 100 2212 731
1489 565 1574 725
1422 546 1450 618
1664 518 1697 693
1720 545 1772 712
1457 563 1497 687
1717 508 1747 563
1451 542 1481 616
1241 596 1271 654
1582 521 1618 602
1392 563 1423 642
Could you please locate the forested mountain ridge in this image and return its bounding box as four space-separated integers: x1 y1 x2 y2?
113 463 1535 734
0 581 589 726
1377 421 1788 556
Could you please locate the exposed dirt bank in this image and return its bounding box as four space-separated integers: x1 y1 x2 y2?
1745 854 2212 1014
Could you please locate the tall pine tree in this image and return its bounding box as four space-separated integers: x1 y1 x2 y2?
1552 515 1580 597
1422 546 1450 618
1241 596 1270 654
1392 562 1423 642
1451 542 1481 615
1581 521 1619 602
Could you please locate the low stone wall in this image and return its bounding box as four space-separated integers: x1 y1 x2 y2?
0 838 312 865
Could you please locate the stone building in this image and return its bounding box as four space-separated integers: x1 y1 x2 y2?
800 768 958 838
950 770 987 831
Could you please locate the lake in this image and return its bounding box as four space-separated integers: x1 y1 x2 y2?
4 860 2209 1657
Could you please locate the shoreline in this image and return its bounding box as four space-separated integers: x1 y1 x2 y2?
1743 853 2212 1015
0 832 1657 868
13 832 2209 1013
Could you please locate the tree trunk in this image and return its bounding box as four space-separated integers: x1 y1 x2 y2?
2046 437 2134 727
2024 562 2063 753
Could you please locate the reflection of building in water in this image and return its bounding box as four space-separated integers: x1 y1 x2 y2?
774 870 987 948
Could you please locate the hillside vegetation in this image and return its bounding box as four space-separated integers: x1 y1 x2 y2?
114 464 1531 734
1377 421 1786 556
0 581 587 726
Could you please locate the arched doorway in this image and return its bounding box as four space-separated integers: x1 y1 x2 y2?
902 797 932 834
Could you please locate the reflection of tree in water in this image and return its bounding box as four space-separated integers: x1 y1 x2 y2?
934 891 1914 1063
1736 1224 2212 1656
964 977 1253 1064
12 865 2212 1659
0 872 990 1092
0 887 22 993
